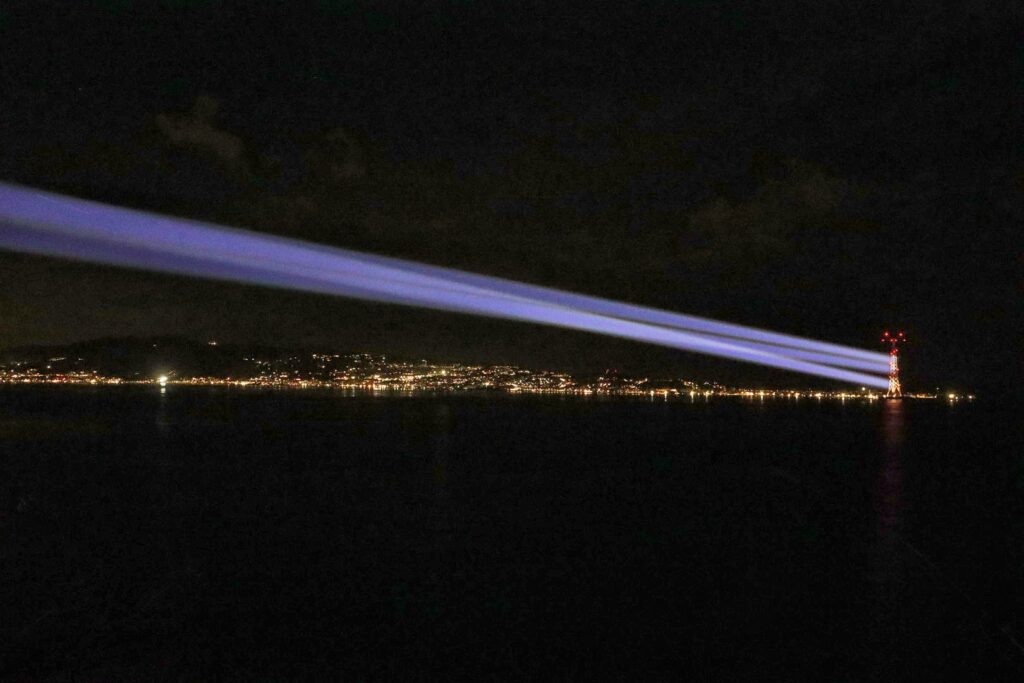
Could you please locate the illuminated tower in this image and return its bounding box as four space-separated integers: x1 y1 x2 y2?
880 331 906 398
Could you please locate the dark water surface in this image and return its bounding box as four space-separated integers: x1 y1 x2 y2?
1 386 1022 680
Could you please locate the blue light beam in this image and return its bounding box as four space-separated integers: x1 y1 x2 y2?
0 184 890 388
0 185 889 373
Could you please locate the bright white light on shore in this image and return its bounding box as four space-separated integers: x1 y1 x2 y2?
158 375 169 386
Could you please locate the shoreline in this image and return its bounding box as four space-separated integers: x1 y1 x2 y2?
0 379 968 402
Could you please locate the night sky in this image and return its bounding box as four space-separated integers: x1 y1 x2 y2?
1 1 1020 393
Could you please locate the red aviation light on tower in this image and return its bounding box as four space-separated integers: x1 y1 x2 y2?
881 331 906 349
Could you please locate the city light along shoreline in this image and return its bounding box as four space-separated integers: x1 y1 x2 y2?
0 350 971 402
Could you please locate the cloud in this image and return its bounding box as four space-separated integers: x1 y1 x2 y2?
156 96 249 174
313 127 366 181
682 159 853 264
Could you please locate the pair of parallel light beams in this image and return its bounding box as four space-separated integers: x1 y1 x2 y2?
0 183 890 389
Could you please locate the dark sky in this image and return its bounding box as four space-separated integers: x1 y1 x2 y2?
1 1 1021 393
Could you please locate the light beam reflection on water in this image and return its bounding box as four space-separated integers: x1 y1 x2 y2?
870 399 905 662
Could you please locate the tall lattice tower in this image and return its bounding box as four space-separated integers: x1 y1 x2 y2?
880 331 906 398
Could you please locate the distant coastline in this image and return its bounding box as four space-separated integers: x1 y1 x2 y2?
0 336 973 401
